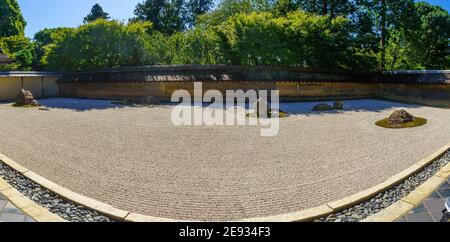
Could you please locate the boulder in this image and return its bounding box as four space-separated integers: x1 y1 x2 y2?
312 103 333 111
333 101 344 110
388 109 414 124
16 89 40 106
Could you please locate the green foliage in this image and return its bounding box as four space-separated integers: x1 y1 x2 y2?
0 35 34 70
169 28 223 64
186 0 214 27
0 0 26 37
214 11 289 65
8 0 447 71
385 2 450 70
131 0 186 35
197 0 268 27
214 11 356 69
45 20 155 71
410 2 450 69
33 27 73 70
84 3 110 23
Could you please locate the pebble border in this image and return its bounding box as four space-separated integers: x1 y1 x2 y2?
316 151 450 222
0 162 112 222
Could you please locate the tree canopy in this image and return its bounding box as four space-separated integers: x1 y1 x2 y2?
0 0 26 37
1 0 449 71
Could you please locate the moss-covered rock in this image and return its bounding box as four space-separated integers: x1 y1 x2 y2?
376 110 427 129
388 109 413 125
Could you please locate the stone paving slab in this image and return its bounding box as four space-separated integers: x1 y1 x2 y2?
0 98 449 221
0 193 34 222
398 178 450 222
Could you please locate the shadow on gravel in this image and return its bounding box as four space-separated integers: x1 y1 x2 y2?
278 99 422 116
37 98 126 111
37 98 427 114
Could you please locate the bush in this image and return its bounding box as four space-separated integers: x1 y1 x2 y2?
46 20 154 71
214 11 355 69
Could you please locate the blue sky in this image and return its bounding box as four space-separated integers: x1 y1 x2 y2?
18 0 450 38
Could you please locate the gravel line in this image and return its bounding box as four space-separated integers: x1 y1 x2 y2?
0 162 112 222
315 151 450 222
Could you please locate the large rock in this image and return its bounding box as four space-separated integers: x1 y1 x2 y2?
312 103 333 111
333 101 344 110
16 89 40 106
388 109 414 124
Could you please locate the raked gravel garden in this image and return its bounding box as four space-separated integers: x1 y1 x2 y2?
0 98 449 221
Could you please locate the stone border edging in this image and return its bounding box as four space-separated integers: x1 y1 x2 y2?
0 153 178 222
0 177 66 222
1 144 449 222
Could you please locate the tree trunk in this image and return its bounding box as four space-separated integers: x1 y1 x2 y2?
330 0 335 18
380 0 386 71
322 0 328 15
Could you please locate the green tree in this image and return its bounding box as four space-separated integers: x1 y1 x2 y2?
297 0 355 17
215 11 354 69
84 3 110 23
0 0 26 37
169 27 223 64
197 0 273 27
386 2 450 70
33 27 73 69
412 2 450 69
0 35 34 70
46 20 154 71
186 0 214 27
131 0 186 35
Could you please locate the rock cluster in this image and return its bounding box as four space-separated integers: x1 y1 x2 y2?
16 89 40 106
312 101 344 111
388 109 414 124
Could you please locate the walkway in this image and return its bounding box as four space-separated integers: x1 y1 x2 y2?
398 178 449 222
0 193 34 222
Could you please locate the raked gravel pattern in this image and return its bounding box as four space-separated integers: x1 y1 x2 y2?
0 98 449 221
315 151 450 222
0 162 111 222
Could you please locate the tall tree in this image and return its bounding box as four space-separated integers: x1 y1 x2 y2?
84 3 110 23
379 0 386 70
412 2 450 69
354 0 415 70
131 0 186 35
0 0 26 37
186 0 214 27
386 2 450 70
